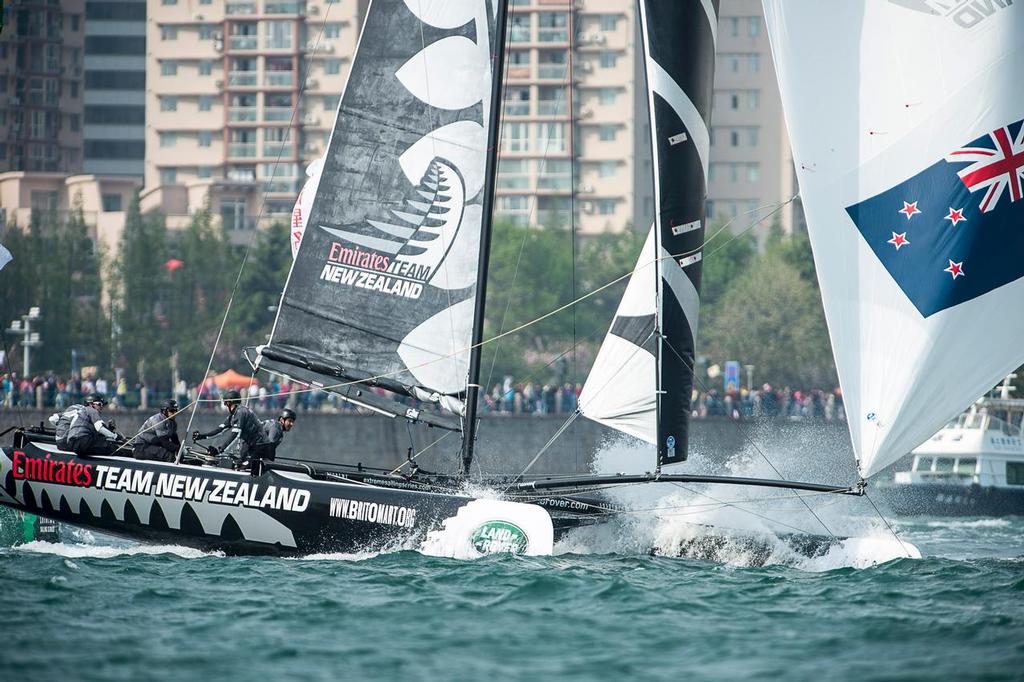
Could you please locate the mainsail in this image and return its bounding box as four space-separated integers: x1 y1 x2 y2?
259 0 502 421
580 0 717 466
763 0 1024 476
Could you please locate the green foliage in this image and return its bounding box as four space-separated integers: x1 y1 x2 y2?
0 203 107 376
226 221 292 347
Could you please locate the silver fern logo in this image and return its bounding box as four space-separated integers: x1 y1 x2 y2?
317 0 492 301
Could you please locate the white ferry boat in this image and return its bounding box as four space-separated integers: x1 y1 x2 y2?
882 401 1024 516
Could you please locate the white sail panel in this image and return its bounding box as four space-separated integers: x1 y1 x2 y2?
763 0 1024 476
580 228 658 444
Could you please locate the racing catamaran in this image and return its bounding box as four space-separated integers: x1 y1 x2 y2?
7 0 1013 559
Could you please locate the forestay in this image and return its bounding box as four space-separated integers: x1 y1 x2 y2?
763 0 1024 476
260 0 501 418
580 0 717 466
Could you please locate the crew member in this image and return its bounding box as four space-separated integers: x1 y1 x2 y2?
256 407 296 463
50 402 85 450
66 394 120 457
192 389 263 468
133 399 181 462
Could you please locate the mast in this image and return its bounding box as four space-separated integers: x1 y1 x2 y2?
461 0 511 476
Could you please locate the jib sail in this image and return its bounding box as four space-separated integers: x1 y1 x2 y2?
580 0 717 466
259 0 502 422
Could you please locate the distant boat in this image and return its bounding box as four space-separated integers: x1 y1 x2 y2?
879 400 1024 516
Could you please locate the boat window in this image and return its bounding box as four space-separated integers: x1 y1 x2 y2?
956 458 977 475
962 413 983 429
914 456 933 472
1007 462 1024 486
987 417 1005 432
935 457 955 473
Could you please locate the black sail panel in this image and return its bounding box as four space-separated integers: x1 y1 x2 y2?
641 0 717 465
260 0 501 414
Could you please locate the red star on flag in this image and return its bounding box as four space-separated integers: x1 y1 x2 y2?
887 231 909 250
943 207 966 226
898 201 922 219
944 259 965 279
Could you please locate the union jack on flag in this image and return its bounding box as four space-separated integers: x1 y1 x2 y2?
946 122 1024 212
846 117 1024 318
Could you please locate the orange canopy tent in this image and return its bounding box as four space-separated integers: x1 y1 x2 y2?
210 369 259 390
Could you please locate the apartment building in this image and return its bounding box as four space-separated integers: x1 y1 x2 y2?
83 0 147 176
497 0 635 235
143 0 361 230
0 0 86 174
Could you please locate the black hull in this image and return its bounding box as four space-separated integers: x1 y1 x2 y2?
878 483 1024 517
0 434 575 556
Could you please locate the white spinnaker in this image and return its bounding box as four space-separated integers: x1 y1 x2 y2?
763 1 1024 476
579 227 658 444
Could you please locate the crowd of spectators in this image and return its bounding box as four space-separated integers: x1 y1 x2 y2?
1 372 846 422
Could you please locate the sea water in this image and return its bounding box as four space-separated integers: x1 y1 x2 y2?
1 436 1022 681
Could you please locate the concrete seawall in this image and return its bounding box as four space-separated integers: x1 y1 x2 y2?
0 409 869 482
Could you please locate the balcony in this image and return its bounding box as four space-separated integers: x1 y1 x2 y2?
538 64 568 80
264 72 294 87
263 178 299 193
262 142 291 157
503 102 529 116
509 28 531 43
536 100 568 116
265 1 305 14
228 107 258 122
228 143 258 158
226 1 256 15
537 29 568 43
228 36 258 50
228 71 258 87
263 106 293 122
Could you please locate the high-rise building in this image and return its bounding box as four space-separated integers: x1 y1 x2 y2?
496 0 635 235
143 0 361 230
0 0 86 173
83 0 147 176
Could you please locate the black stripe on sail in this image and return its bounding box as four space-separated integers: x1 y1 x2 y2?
659 285 697 465
610 314 657 356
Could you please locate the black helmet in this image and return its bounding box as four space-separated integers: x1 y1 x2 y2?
161 399 179 413
85 393 107 406
279 408 296 421
222 389 242 404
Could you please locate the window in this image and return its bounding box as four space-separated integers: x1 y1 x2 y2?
747 163 760 182
730 93 739 110
162 0 177 5
730 130 739 147
729 16 739 37
599 160 616 178
161 26 178 40
30 190 59 211
322 95 338 111
748 54 761 72
599 125 616 142
199 60 213 76
199 131 213 147
324 23 342 38
748 16 760 37
101 193 122 211
598 88 616 105
70 81 78 98
199 95 213 111
599 51 617 68
71 14 80 31
537 122 566 152
199 25 217 39
497 196 529 226
263 20 293 49
220 197 248 231
502 122 530 152
198 165 213 178
161 60 178 76
599 15 618 31
1008 462 1024 485
160 132 177 147
497 159 529 189
538 159 571 190
956 458 977 475
159 167 177 184
597 199 615 215
747 90 760 110
325 59 341 75
747 127 760 147
161 96 177 112
70 114 80 131
200 0 212 4
935 457 955 473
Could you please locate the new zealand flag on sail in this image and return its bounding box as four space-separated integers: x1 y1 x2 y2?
846 117 1024 318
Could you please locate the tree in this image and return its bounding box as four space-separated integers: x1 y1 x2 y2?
227 221 292 347
700 249 836 388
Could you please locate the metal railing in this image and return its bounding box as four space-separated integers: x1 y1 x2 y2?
228 143 258 158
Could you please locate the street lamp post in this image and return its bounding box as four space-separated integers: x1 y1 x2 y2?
7 307 42 377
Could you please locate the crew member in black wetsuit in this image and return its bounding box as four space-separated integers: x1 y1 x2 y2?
133 399 181 462
192 389 263 469
66 394 121 457
257 408 296 462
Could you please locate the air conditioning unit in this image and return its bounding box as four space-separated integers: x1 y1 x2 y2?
305 78 319 89
577 62 593 73
193 13 204 20
308 4 320 14
582 201 595 214
584 33 607 45
322 43 335 53
578 107 593 119
302 114 319 125
579 184 595 194
214 79 224 88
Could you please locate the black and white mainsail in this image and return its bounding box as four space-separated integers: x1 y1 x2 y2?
258 0 502 426
579 0 717 466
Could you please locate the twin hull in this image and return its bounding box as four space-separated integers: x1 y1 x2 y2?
0 440 553 556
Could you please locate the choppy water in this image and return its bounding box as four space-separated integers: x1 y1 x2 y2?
0 506 1021 682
